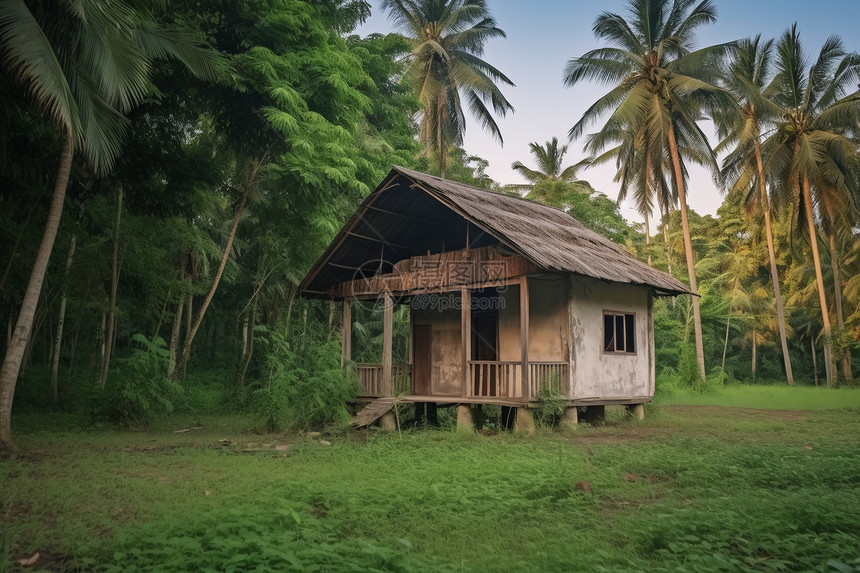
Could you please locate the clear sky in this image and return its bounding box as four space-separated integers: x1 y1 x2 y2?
355 1 860 229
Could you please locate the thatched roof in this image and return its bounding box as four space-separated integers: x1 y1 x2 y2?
300 166 690 297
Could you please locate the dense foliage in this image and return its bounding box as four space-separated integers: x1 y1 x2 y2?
0 0 859 450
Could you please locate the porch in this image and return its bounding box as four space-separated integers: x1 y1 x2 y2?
354 360 569 402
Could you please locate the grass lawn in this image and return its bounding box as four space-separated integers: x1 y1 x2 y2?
2 387 860 572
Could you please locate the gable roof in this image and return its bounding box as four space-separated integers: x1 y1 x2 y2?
299 166 690 297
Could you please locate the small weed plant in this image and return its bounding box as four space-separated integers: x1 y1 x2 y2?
533 373 565 427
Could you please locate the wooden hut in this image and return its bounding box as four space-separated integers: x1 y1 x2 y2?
299 166 689 430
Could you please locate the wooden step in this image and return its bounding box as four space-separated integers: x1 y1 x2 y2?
352 398 396 428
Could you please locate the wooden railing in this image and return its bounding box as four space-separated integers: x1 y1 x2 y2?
357 361 567 401
355 363 411 397
468 360 568 400
528 361 568 398
468 361 522 398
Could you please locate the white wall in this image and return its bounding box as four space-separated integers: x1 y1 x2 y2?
568 276 653 400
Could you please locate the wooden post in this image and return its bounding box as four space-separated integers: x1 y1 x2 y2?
341 299 352 367
647 291 655 396
461 288 471 398
567 276 576 400
520 277 529 400
382 292 393 397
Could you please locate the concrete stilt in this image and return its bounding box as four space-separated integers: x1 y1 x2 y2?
514 407 535 434
456 404 474 433
626 403 645 420
560 406 579 430
379 411 397 430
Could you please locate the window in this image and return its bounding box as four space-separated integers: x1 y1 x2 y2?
603 311 635 354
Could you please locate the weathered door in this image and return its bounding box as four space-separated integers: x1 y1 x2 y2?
412 324 432 395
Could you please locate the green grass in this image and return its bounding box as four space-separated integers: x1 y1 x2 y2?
2 390 860 572
657 383 860 410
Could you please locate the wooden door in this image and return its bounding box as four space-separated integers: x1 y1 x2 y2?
412 325 432 396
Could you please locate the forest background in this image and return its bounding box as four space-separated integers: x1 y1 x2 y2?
1 0 858 448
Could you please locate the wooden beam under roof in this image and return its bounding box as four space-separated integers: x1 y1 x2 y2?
346 231 407 250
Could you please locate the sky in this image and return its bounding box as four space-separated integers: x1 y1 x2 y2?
355 0 860 230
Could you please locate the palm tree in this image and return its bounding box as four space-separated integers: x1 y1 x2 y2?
763 25 860 386
507 137 593 195
563 0 731 380
716 36 795 384
0 0 218 450
381 0 514 177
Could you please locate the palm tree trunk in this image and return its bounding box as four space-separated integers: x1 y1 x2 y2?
811 337 819 386
0 206 35 294
662 209 673 278
753 136 793 384
751 328 757 381
644 210 652 266
98 186 123 388
0 129 74 451
666 122 705 381
829 233 851 380
50 234 76 403
721 314 730 384
801 172 836 386
174 176 254 379
168 296 185 378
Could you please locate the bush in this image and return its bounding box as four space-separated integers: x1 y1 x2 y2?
533 373 565 428
94 335 182 426
251 325 361 432
657 344 725 395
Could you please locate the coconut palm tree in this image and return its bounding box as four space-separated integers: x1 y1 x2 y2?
563 0 732 380
763 24 860 386
715 36 795 384
381 0 514 178
0 0 219 450
507 137 593 195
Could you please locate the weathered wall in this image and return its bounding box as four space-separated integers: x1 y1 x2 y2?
411 293 462 396
568 275 652 400
498 278 567 362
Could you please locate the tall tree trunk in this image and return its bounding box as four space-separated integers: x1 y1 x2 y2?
95 311 106 380
50 235 76 403
152 291 170 341
238 303 256 390
0 129 73 451
753 134 793 384
662 218 673 278
168 296 185 378
666 122 705 381
0 205 35 295
751 328 757 381
811 337 819 386
185 293 192 341
68 327 78 380
829 233 851 380
174 168 256 379
721 314 730 384
644 149 653 267
801 173 836 386
98 187 123 388
644 210 652 266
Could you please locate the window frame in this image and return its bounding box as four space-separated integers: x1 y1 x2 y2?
602 310 636 355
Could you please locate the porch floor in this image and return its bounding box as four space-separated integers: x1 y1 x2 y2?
354 394 652 407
